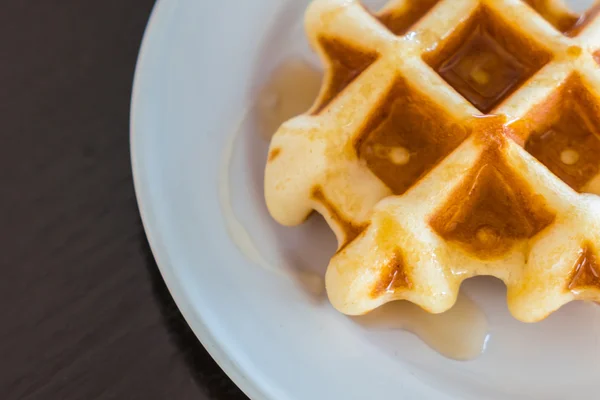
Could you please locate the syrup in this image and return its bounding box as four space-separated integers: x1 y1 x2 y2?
221 57 490 361
256 58 322 141
437 25 527 113
525 99 600 191
218 107 324 297
355 294 489 361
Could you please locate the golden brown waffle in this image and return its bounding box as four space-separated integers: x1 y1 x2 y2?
264 0 600 322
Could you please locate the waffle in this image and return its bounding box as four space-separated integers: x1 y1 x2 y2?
264 0 600 322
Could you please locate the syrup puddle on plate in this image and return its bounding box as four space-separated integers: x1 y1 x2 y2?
255 58 323 141
354 295 490 361
218 109 324 296
219 56 490 361
217 58 325 296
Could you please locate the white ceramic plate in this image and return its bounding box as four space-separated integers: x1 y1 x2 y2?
131 0 600 398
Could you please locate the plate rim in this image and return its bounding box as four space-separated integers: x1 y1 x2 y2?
130 1 268 399
129 1 600 399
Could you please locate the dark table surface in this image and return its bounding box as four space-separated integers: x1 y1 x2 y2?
1 1 247 399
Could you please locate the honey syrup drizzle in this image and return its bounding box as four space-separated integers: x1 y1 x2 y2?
252 57 490 360
257 59 322 141
355 294 489 361
314 37 378 114
377 0 440 36
430 142 556 259
356 78 469 194
426 5 552 113
523 75 600 192
525 0 600 36
569 243 600 292
524 0 580 33
437 25 527 113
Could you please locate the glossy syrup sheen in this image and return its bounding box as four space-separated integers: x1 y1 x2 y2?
355 293 489 361
424 5 552 113
437 26 527 113
524 0 581 33
314 37 378 114
569 243 600 292
524 75 600 192
355 78 469 195
370 249 412 298
430 143 555 258
376 0 440 36
257 58 322 142
259 58 489 360
524 0 600 36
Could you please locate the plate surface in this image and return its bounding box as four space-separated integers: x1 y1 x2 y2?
131 0 600 399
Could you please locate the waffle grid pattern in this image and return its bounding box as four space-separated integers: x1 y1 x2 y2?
264 0 600 322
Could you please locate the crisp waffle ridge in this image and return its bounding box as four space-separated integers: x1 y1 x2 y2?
264 0 600 322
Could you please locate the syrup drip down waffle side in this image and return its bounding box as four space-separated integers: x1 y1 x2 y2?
264 0 600 322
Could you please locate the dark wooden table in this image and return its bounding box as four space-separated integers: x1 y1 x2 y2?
1 1 248 399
